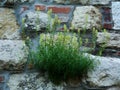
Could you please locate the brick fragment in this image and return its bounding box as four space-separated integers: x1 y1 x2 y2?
35 5 46 11
103 23 112 29
48 6 71 14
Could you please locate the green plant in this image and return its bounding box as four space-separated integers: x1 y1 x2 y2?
92 28 98 49
28 10 98 84
21 18 26 38
83 14 88 35
30 32 96 84
98 29 110 56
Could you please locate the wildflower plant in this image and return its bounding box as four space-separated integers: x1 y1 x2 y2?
29 10 97 84
30 22 96 84
98 29 110 56
39 32 78 49
92 28 98 49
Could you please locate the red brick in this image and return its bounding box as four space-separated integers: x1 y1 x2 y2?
35 5 46 11
103 23 112 29
47 6 71 14
0 76 4 82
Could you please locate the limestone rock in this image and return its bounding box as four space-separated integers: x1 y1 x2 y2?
0 40 28 71
72 6 102 30
3 0 34 5
7 53 120 89
86 54 120 87
97 32 120 48
89 0 112 5
8 72 64 90
21 11 49 32
0 8 21 40
53 0 89 5
53 0 113 5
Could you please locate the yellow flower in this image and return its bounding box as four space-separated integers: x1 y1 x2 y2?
39 32 79 49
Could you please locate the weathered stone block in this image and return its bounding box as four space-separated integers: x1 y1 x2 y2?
112 2 120 30
72 6 102 30
0 40 28 71
97 32 120 48
90 0 112 5
8 73 64 90
86 54 120 87
53 0 89 5
21 11 49 31
0 8 21 40
5 0 34 4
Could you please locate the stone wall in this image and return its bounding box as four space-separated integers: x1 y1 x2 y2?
1 0 120 31
0 0 120 90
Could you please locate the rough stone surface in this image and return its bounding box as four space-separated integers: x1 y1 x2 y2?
53 0 89 5
112 2 120 30
8 72 64 90
53 0 112 5
1 0 114 5
0 8 21 40
89 0 112 5
4 0 34 4
7 54 120 90
86 54 120 87
97 32 120 48
21 11 49 31
72 6 102 30
0 40 28 71
107 87 120 90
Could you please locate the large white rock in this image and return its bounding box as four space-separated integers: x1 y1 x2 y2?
89 0 112 5
53 0 112 5
0 40 28 71
7 54 120 89
72 6 102 30
86 54 120 87
8 72 64 90
3 0 34 4
0 8 21 40
112 2 120 30
53 0 89 4
21 11 50 32
97 32 120 48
